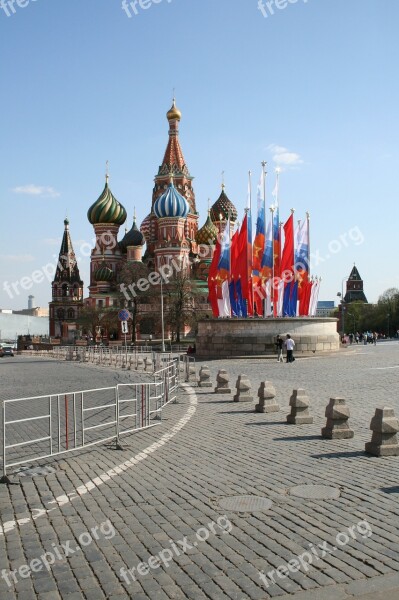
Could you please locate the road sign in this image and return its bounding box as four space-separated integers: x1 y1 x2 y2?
121 321 128 334
118 309 130 321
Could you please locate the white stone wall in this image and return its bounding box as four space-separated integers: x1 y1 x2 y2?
196 318 340 357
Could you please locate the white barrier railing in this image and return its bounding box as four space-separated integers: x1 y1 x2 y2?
1 360 179 483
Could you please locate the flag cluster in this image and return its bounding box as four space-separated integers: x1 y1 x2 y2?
208 169 321 318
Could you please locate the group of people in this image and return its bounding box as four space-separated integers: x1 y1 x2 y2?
343 332 378 346
275 334 295 363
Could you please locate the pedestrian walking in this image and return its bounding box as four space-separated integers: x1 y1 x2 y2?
275 335 284 363
285 334 295 363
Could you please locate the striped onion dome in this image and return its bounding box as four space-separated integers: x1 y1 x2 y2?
94 263 114 282
210 187 238 223
195 212 218 245
120 218 144 250
140 213 151 241
87 178 127 226
154 182 189 219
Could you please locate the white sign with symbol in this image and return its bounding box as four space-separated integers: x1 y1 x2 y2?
121 321 128 334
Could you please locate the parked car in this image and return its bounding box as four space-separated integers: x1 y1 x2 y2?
0 346 14 357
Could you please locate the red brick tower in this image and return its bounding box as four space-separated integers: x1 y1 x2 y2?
141 100 199 268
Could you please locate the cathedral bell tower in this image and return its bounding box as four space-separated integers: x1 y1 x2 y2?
49 219 84 340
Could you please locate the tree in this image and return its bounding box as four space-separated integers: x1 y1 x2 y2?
377 288 399 336
162 270 203 343
118 262 152 343
77 305 119 341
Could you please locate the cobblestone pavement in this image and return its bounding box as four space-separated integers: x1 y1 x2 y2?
0 344 399 600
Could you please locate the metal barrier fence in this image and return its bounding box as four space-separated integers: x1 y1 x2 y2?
20 347 197 383
1 360 178 483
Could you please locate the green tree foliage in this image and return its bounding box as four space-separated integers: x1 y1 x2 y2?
117 262 153 343
76 304 119 341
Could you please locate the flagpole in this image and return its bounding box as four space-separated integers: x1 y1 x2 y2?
270 205 275 318
248 170 254 316
261 161 267 318
306 211 310 278
227 210 233 319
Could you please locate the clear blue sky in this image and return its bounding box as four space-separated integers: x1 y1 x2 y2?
1 0 398 309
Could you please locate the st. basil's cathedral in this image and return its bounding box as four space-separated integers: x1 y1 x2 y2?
49 100 238 341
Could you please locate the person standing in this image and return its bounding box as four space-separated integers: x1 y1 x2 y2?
285 334 295 363
275 335 284 363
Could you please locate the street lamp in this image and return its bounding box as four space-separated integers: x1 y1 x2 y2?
337 274 350 338
160 275 165 353
387 313 390 338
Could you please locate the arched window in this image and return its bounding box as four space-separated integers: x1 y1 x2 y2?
62 284 68 297
57 308 65 320
67 309 74 319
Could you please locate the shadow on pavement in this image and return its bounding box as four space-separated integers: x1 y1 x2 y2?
273 435 322 441
380 486 399 494
310 451 369 459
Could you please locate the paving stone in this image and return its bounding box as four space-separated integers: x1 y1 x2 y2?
2 350 399 600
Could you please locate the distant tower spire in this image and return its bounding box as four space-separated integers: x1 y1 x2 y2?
105 160 109 184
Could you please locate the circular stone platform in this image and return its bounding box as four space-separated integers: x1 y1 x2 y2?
289 485 340 500
196 317 339 358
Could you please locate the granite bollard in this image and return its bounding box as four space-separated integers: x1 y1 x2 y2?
365 407 399 457
255 381 279 413
198 365 212 388
233 374 253 402
287 389 313 424
215 369 231 394
322 397 354 439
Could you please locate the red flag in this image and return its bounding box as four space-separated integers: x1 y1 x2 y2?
233 215 253 316
230 230 239 274
208 239 221 317
299 279 313 316
280 214 294 279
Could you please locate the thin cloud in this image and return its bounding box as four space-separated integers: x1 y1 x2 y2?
268 144 304 168
0 254 35 262
42 238 62 246
12 184 60 198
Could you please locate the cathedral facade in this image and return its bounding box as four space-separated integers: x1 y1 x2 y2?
50 100 239 342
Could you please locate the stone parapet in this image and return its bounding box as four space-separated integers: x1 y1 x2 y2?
196 318 339 358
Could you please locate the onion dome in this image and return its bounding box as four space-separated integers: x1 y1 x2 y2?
195 212 218 245
154 182 189 219
140 213 151 240
87 176 127 226
94 263 114 282
120 216 145 250
167 98 182 122
210 186 238 223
